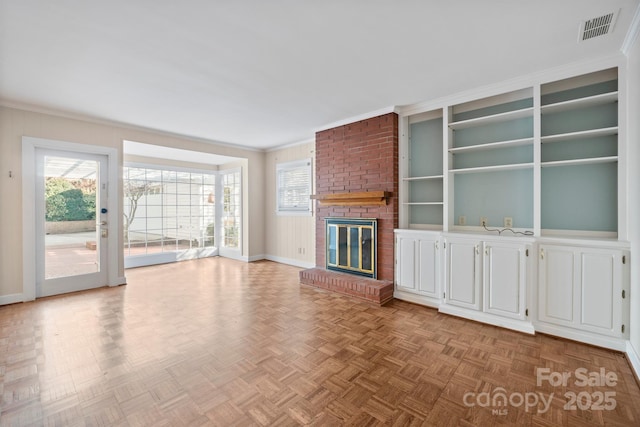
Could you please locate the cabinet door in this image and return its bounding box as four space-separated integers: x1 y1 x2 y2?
579 249 623 336
483 242 527 320
538 245 577 327
417 238 440 298
446 238 481 310
396 236 417 292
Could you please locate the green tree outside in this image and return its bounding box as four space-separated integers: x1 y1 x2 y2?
45 177 96 221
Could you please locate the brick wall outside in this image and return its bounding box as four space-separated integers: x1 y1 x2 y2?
314 113 399 281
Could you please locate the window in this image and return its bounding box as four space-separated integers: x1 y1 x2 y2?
276 158 312 215
123 165 216 259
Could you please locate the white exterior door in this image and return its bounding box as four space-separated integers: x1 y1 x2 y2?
36 149 109 297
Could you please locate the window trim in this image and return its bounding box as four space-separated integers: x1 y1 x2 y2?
276 158 313 216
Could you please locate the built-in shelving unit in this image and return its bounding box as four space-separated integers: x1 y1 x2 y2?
447 88 534 229
398 66 621 239
402 110 444 229
540 68 618 236
395 63 629 351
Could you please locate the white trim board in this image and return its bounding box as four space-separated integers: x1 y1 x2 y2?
622 3 640 56
0 294 25 306
398 54 624 117
626 341 640 381
264 255 314 269
315 105 400 133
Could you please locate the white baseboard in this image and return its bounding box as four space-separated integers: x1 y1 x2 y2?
439 304 536 335
219 252 248 262
393 289 441 309
626 341 640 380
534 322 626 351
264 255 315 269
248 254 266 262
110 276 127 287
0 293 25 306
125 252 177 268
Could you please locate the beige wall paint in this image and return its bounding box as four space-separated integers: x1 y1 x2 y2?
0 106 265 299
264 142 315 267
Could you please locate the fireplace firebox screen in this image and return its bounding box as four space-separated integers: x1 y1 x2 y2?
326 218 377 278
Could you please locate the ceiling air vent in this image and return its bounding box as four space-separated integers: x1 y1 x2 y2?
579 10 619 42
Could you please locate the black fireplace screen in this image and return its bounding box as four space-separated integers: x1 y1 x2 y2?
326 218 377 278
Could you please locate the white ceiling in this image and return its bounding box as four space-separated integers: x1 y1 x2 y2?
1 1 638 150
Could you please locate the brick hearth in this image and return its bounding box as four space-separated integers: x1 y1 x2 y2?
300 268 394 306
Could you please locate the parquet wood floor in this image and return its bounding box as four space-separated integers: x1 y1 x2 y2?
1 258 639 426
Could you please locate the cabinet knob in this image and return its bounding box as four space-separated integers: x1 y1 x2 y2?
475 245 479 255
540 249 545 259
485 246 489 256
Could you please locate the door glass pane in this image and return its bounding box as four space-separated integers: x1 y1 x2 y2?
44 156 99 279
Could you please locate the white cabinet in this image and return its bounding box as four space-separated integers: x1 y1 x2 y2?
441 236 533 333
538 244 628 344
445 237 481 310
483 241 528 321
394 230 441 306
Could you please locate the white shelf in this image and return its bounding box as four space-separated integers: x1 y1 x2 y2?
541 156 618 168
449 137 533 154
541 126 618 144
541 91 618 115
403 202 444 205
403 175 444 181
449 107 533 130
450 162 534 174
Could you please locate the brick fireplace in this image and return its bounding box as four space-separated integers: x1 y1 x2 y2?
300 113 399 305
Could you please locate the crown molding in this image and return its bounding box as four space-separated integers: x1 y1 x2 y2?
266 138 315 152
622 3 640 55
314 105 400 133
397 53 625 117
0 99 264 153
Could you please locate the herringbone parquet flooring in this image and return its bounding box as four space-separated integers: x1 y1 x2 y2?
1 258 639 426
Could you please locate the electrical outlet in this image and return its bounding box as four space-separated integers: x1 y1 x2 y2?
480 217 488 227
504 217 513 228
458 215 466 225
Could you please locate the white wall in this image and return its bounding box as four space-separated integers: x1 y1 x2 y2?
627 27 640 364
0 106 265 299
264 142 316 268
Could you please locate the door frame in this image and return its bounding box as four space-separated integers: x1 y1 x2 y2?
22 136 121 301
